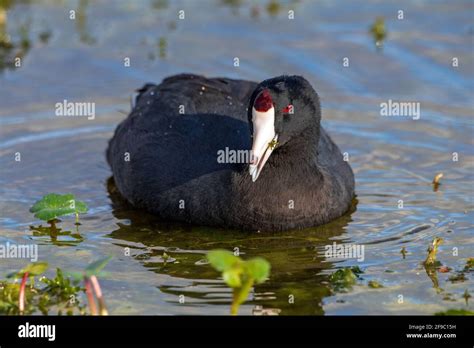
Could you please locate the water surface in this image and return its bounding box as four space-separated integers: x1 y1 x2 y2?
0 0 473 315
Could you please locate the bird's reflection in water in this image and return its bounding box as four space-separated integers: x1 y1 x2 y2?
106 177 356 315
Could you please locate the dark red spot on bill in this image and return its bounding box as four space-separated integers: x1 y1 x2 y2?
254 89 273 112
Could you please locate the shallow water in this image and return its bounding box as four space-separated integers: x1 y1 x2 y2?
0 0 473 315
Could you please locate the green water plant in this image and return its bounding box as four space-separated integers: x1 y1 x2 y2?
432 173 443 191
448 272 467 283
30 193 88 225
369 16 386 49
368 280 383 289
463 289 471 305
422 238 444 292
7 262 48 314
68 256 112 316
442 257 473 285
40 268 84 314
266 0 281 16
207 250 270 315
424 237 443 267
158 36 167 58
29 224 84 246
464 258 474 271
328 266 364 292
2 263 84 315
400 247 407 259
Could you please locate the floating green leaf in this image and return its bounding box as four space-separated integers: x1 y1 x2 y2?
30 193 88 222
207 250 241 272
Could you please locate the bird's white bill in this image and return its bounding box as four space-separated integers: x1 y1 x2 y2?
249 106 277 182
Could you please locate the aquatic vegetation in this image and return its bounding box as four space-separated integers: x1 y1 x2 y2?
443 257 474 285
30 223 84 246
328 266 364 292
7 262 48 314
207 250 270 315
76 0 96 45
30 193 88 225
0 258 110 316
433 173 444 183
68 256 112 316
434 309 474 316
424 237 443 267
463 289 471 305
1 264 84 315
432 173 443 191
0 0 472 318
158 37 167 58
368 280 383 289
424 264 441 292
161 251 172 266
0 2 32 72
422 238 445 292
464 258 474 271
266 0 281 16
0 281 25 315
369 17 386 49
448 272 467 283
400 247 407 259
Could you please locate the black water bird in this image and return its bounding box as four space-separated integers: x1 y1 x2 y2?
107 74 355 231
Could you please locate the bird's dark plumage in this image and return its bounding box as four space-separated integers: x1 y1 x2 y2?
107 74 355 231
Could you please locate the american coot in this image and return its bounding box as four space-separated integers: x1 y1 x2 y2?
107 74 355 231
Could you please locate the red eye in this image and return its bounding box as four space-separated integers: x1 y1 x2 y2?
282 104 293 114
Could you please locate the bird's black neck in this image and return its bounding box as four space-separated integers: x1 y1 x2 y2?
271 125 320 168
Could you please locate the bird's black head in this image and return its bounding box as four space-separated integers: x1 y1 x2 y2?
247 75 321 181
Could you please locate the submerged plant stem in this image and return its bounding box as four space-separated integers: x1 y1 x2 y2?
90 275 108 315
84 277 98 315
19 272 29 314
